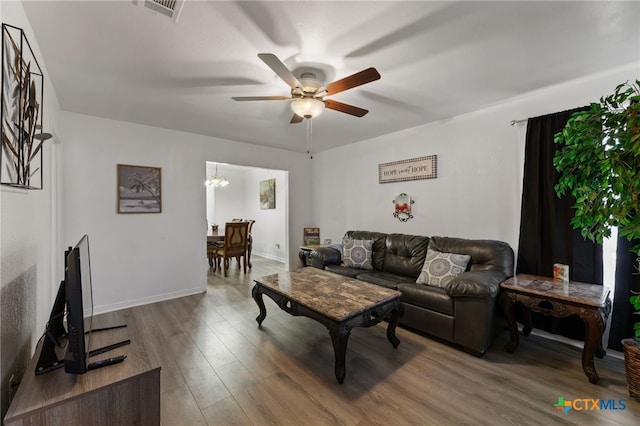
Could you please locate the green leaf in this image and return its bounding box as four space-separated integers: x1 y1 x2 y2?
631 295 640 310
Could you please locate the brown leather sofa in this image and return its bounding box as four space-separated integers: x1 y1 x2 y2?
309 230 514 356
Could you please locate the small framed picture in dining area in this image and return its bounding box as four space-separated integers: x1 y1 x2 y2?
117 164 162 214
259 178 276 210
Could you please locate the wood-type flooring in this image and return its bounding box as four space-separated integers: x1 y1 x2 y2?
110 256 639 425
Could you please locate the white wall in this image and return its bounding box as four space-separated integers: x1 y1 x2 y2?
0 1 62 416
209 166 247 226
311 64 639 256
244 168 287 261
58 112 310 314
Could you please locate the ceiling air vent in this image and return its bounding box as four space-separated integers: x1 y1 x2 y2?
139 0 185 23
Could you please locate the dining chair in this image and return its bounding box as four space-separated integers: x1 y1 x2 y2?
213 221 249 277
206 241 217 268
230 219 255 268
213 218 243 266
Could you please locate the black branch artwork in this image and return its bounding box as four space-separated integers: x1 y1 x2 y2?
1 24 51 189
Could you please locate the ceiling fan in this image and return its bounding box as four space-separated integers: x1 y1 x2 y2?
232 53 381 123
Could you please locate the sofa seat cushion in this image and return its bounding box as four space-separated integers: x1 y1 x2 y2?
398 283 454 316
324 264 363 278
355 271 416 290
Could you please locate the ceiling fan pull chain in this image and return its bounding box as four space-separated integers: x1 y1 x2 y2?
307 118 313 159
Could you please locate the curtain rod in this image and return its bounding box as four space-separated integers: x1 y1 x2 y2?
510 119 527 126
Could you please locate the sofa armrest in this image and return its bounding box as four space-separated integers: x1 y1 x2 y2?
310 246 342 269
444 270 507 298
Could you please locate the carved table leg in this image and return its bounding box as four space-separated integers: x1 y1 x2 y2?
500 291 520 353
251 285 267 327
329 323 351 384
595 298 612 359
522 309 533 337
580 308 606 384
386 303 403 348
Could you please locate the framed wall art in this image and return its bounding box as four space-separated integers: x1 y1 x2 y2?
117 164 162 213
259 178 276 210
303 227 320 245
1 24 52 189
378 155 437 184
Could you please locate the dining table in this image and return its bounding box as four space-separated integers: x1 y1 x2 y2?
207 229 224 243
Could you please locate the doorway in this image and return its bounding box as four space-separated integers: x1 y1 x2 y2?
205 162 289 268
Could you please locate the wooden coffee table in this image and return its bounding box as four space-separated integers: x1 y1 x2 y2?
252 267 404 383
500 274 611 384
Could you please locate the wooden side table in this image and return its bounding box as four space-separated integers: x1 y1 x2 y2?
499 274 611 384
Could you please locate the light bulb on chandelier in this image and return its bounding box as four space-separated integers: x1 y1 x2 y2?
206 164 229 188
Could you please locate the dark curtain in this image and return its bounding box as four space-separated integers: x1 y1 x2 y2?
516 107 603 340
608 237 640 351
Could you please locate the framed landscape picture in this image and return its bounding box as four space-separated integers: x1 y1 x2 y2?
259 178 276 210
117 164 162 214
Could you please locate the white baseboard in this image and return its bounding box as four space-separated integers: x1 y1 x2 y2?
530 329 624 360
93 286 206 315
253 250 286 263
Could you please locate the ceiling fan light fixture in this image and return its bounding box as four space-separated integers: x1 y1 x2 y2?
290 97 325 119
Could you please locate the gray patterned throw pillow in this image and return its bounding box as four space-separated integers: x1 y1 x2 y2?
342 238 374 270
416 248 471 287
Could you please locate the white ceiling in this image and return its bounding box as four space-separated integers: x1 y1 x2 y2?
21 1 640 154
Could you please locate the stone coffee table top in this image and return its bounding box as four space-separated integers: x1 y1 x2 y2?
257 267 401 322
501 274 609 307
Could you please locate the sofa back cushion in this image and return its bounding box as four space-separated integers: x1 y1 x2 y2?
344 231 388 270
429 236 514 277
382 234 430 278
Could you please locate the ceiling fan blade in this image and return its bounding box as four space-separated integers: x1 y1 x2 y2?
258 53 302 89
232 96 290 101
290 114 304 124
325 67 381 96
324 99 369 117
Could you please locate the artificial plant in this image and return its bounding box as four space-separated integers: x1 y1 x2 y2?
553 79 640 339
631 290 640 339
553 80 640 251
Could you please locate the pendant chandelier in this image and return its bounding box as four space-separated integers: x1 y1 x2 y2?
206 164 229 188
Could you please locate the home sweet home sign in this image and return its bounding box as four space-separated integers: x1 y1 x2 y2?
378 155 437 184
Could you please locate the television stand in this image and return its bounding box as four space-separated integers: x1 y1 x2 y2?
5 313 160 426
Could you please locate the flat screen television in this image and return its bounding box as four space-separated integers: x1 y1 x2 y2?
35 235 93 374
63 234 94 374
36 235 128 375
